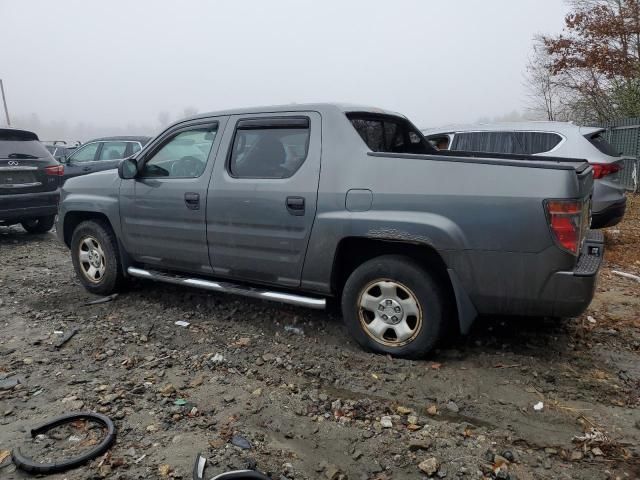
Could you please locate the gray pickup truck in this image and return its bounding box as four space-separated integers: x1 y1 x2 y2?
57 103 603 357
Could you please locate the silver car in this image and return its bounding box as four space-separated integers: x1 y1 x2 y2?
423 122 627 228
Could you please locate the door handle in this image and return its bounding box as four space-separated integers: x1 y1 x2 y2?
286 196 305 216
184 192 200 210
82 166 91 172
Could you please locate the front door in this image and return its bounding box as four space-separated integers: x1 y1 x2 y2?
62 141 101 180
206 112 322 287
120 119 227 274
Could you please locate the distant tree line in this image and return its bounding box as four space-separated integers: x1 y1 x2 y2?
527 0 640 123
5 107 199 144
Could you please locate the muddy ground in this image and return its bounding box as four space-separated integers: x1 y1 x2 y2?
1 197 639 480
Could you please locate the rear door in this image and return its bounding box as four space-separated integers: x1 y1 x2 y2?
206 112 321 287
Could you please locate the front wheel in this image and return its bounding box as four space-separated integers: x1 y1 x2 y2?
341 255 446 358
70 220 124 295
21 215 55 234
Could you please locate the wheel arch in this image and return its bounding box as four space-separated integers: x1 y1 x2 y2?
62 211 133 275
331 236 477 334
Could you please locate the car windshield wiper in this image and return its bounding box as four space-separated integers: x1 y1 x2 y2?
7 153 39 159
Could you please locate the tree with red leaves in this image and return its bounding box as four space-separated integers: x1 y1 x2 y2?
529 0 640 121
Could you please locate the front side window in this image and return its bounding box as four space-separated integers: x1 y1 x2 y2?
141 124 217 178
229 117 310 179
131 142 142 154
347 113 434 154
69 142 99 162
98 141 128 161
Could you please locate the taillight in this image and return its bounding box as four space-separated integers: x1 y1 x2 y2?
45 164 64 176
544 199 584 255
591 162 621 179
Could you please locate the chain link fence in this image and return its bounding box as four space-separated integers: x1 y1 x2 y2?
593 118 640 192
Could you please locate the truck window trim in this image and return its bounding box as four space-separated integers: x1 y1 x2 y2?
226 115 311 180
137 121 219 179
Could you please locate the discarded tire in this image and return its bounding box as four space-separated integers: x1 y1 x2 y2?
11 412 116 474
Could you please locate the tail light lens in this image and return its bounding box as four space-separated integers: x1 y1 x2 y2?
45 164 64 176
591 162 621 179
544 199 584 255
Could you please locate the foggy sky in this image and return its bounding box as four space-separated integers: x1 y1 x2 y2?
0 0 569 140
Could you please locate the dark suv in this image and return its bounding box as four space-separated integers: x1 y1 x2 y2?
61 136 151 181
0 128 63 233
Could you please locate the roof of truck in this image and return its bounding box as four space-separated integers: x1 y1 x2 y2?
422 121 603 137
181 103 406 123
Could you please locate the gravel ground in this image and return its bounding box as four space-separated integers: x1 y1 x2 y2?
1 198 639 480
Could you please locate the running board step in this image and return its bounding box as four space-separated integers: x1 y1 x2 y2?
127 267 326 309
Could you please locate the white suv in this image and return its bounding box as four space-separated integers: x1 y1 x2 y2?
423 122 627 228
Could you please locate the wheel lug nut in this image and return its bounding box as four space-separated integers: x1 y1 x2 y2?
378 305 385 311
391 316 398 322
394 307 401 313
382 314 388 320
385 300 392 306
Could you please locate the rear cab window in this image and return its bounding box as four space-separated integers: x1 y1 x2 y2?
347 113 435 154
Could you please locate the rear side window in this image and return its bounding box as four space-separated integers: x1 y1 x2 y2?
513 132 562 154
348 113 434 154
587 132 621 157
98 141 128 161
451 132 520 154
229 117 310 179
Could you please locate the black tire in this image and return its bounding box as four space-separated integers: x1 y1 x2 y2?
21 215 56 234
341 255 445 358
70 219 124 295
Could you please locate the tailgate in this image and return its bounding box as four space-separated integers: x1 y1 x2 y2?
0 159 58 195
0 136 60 195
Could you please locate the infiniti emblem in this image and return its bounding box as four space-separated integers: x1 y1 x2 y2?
7 161 19 166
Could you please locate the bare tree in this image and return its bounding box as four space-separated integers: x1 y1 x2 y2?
525 39 567 120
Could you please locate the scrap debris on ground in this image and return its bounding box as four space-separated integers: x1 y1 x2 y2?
1 196 639 479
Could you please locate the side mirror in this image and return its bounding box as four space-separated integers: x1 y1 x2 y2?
118 157 138 179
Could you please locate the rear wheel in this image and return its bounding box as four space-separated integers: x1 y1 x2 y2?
341 255 445 358
70 220 124 295
21 215 55 234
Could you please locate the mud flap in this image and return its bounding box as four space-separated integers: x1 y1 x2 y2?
447 268 477 334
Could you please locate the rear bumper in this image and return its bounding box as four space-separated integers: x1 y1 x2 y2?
0 189 60 222
591 198 627 229
460 230 604 319
539 230 604 317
